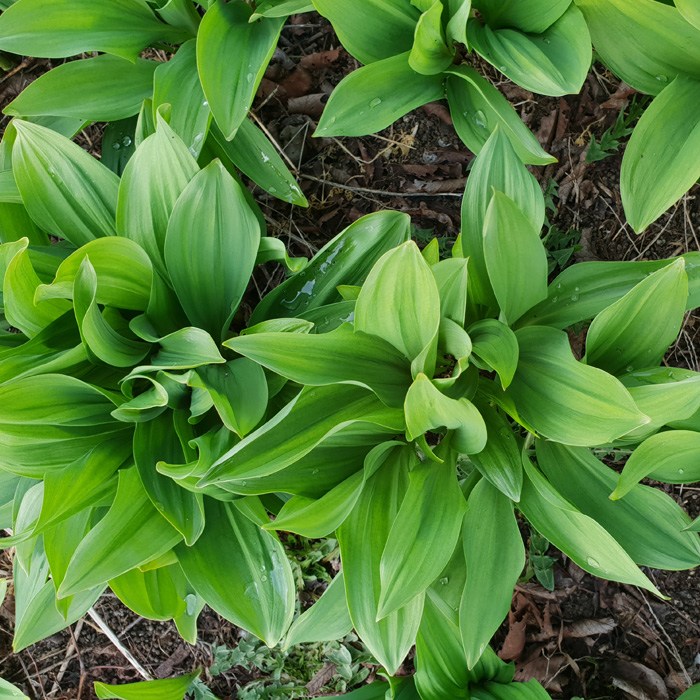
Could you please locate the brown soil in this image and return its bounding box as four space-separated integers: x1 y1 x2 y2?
1 12 699 700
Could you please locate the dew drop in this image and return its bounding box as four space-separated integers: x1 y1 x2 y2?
240 480 247 486
439 577 449 585
268 186 277 193
574 286 580 292
570 294 579 302
202 99 209 107
625 365 634 373
678 468 685 475
260 151 271 163
185 594 198 616
552 296 559 302
473 109 487 129
586 556 600 568
312 468 320 475
260 574 268 582
121 136 132 147
112 142 121 150
498 65 507 72
246 72 254 83
369 97 382 108
655 74 668 83
543 38 551 45
192 133 204 144
556 283 562 290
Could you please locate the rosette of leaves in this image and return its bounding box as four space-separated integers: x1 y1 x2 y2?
575 0 700 232
201 128 700 698
0 0 310 205
0 115 409 658
312 0 592 165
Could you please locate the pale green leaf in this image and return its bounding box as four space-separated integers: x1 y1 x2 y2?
0 677 27 698
474 0 570 33
94 672 200 700
469 319 519 389
676 0 700 31
410 1 454 75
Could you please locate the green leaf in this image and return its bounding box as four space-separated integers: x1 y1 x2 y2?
404 374 487 456
94 672 200 700
251 210 410 323
337 444 424 674
458 128 545 308
153 40 212 159
538 441 700 570
585 259 688 373
431 257 469 324
311 0 419 64
356 241 440 369
177 498 295 646
468 5 591 96
0 0 187 60
0 374 129 477
226 324 411 407
59 468 182 597
678 685 700 700
461 479 525 667
575 0 700 95
5 55 157 122
676 0 700 31
620 77 700 233
507 326 648 445
379 455 467 617
469 319 519 390
197 0 283 139
469 402 522 500
201 384 404 489
410 1 455 75
213 119 307 206
475 0 570 33
251 0 314 19
117 114 199 280
12 120 119 245
613 430 700 498
446 66 555 165
519 458 663 596
483 191 548 325
445 0 471 46
0 678 28 698
99 118 137 176
471 679 552 699
165 160 260 339
283 572 353 649
315 52 445 137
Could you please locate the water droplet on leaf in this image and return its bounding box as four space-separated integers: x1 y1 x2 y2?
369 97 382 108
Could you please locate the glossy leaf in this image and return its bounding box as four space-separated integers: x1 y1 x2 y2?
197 1 283 139
0 678 27 698
469 319 519 390
177 498 295 646
474 0 570 33
446 66 554 165
507 326 648 445
676 0 700 31
12 120 119 245
461 479 524 667
620 77 700 232
315 52 445 137
94 672 200 700
5 56 157 122
165 160 260 339
410 1 454 75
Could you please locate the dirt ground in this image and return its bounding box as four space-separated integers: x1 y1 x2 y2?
1 12 699 700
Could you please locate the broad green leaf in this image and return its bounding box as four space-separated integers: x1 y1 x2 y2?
96 118 137 176
471 680 551 700
312 0 419 64
177 498 295 645
36 237 153 311
59 468 182 596
468 5 591 96
337 444 424 674
461 479 524 667
131 326 225 369
483 191 548 325
12 120 119 245
134 415 205 545
117 114 199 280
155 0 200 33
474 0 570 33
585 259 688 373
507 326 648 445
165 160 260 339
676 0 700 30
264 470 364 538
410 1 454 75
379 455 467 617
94 672 200 700
0 374 128 477
678 686 700 700
193 358 268 437
445 0 471 46
620 77 700 232
469 403 522 500
0 0 187 60
519 458 662 595
201 384 404 488
153 40 212 158
355 241 440 369
251 0 315 19
576 0 700 95
446 66 554 165
315 52 445 137
213 119 307 206
251 210 410 323
5 56 157 122
404 374 487 456
283 572 353 649
539 441 700 570
459 128 545 308
519 252 700 329
469 319 519 390
226 323 411 407
613 431 700 498
0 170 21 204
197 1 283 139
0 201 47 246
0 678 27 698
73 258 150 367
255 236 307 273
432 257 469 324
